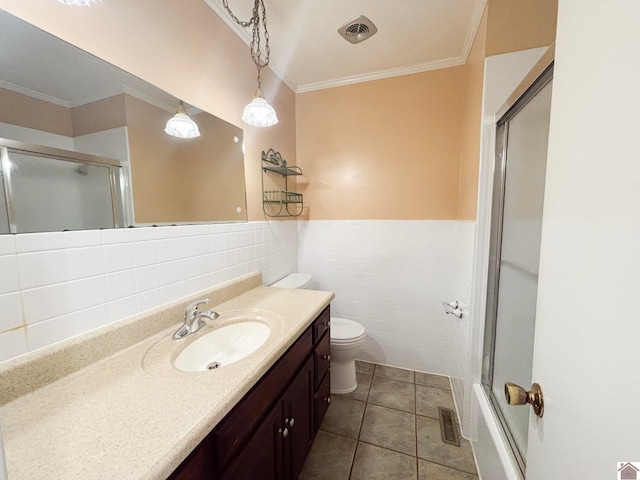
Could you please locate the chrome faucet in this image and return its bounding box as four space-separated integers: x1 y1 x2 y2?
172 299 219 340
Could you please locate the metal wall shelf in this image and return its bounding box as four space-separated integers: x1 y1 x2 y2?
262 164 302 177
261 149 303 217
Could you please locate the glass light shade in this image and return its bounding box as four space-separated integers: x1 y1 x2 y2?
164 103 201 139
242 90 278 127
57 0 101 5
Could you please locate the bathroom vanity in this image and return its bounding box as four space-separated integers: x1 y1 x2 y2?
0 273 334 480
169 306 331 479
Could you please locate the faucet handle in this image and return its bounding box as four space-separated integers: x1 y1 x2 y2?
185 299 210 318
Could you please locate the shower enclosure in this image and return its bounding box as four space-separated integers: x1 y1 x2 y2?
481 65 553 475
0 139 126 234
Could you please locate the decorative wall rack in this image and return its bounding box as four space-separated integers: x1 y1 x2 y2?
261 149 304 217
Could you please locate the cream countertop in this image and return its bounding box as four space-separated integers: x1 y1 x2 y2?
0 273 334 480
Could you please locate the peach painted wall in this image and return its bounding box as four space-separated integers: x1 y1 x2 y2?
486 0 558 57
457 6 488 220
296 68 464 220
0 87 73 136
0 0 296 222
70 94 127 136
183 112 246 223
123 95 247 224
122 94 187 223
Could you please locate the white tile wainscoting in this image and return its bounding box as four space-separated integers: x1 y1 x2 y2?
0 221 298 362
0 217 477 430
297 220 476 384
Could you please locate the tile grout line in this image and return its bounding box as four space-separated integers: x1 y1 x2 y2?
349 371 373 479
373 372 453 393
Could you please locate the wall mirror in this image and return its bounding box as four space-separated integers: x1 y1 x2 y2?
0 9 247 234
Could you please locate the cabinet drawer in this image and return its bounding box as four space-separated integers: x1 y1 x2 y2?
314 371 331 432
212 327 312 474
314 332 330 389
312 306 330 344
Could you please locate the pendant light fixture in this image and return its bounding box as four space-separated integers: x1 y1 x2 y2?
164 101 201 139
222 0 278 127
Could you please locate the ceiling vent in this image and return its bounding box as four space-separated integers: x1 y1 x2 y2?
338 15 378 44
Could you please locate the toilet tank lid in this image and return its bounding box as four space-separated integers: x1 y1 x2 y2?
331 317 365 341
271 273 313 289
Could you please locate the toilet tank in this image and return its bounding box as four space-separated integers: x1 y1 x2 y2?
270 273 313 289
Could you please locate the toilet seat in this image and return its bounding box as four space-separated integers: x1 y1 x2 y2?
330 317 366 344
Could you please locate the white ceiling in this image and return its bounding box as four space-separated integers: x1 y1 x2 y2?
0 2 486 108
204 0 487 93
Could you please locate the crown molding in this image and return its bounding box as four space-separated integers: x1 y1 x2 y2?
295 57 466 94
0 80 69 108
202 0 488 95
460 0 488 63
119 85 175 113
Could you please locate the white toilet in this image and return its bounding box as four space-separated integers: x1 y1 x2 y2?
271 273 366 394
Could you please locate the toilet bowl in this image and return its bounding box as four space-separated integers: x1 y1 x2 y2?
271 273 366 394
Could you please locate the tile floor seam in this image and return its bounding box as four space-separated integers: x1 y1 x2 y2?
372 378 453 393
317 427 361 442
419 385 452 392
372 375 415 385
356 438 419 460
350 385 370 479
420 457 478 477
347 377 372 479
366 399 417 416
347 441 359 479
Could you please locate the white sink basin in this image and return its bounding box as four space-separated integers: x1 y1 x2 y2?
174 321 271 372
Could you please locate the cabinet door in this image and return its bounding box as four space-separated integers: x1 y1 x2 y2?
221 400 284 480
282 356 314 480
314 371 331 434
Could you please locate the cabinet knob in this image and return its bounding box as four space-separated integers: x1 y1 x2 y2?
324 396 331 404
282 427 289 438
323 354 331 361
289 417 295 428
322 320 330 326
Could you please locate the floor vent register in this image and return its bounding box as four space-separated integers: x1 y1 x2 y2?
438 406 461 447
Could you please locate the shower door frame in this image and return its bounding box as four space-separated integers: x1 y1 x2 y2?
481 64 554 476
0 138 125 233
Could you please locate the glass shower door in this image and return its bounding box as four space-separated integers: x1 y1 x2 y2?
483 67 553 473
0 146 122 233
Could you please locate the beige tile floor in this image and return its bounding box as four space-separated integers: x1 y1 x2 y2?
300 362 479 480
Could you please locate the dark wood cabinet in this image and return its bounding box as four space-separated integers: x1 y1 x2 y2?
220 400 283 480
313 332 330 390
282 356 314 479
168 306 331 480
312 314 331 435
314 372 331 432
